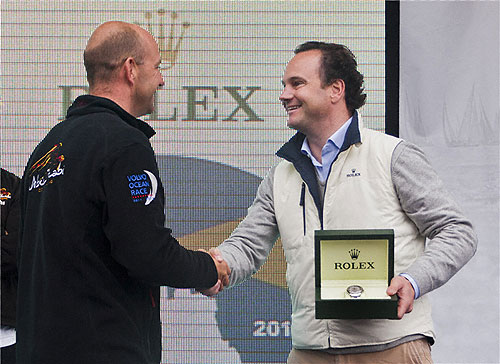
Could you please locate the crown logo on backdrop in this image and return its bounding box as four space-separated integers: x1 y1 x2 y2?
141 10 190 70
349 249 360 260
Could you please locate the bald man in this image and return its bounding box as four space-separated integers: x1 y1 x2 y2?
16 21 228 364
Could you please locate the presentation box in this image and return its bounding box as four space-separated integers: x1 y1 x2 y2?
315 229 398 319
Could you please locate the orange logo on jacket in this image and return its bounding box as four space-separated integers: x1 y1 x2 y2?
28 143 65 192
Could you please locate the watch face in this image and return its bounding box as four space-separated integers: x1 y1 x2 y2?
346 285 364 298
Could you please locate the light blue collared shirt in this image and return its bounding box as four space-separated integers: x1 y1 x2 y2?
301 117 353 184
400 273 420 299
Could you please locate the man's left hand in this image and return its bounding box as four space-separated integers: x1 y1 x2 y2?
386 276 415 319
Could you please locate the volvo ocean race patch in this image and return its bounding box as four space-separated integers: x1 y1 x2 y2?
127 170 158 205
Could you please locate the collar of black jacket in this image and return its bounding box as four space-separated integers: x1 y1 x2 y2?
66 95 156 139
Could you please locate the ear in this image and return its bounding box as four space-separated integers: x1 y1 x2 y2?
122 57 138 86
329 79 345 104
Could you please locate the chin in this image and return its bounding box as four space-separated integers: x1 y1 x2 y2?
286 119 300 131
144 105 154 117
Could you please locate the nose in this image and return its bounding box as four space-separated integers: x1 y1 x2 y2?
158 74 165 88
279 86 292 103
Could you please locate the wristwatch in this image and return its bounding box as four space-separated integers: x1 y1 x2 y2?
346 285 364 298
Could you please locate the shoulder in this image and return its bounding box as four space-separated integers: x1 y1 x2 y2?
361 127 402 145
78 111 151 149
1 169 21 185
391 140 430 168
357 128 403 160
1 169 21 195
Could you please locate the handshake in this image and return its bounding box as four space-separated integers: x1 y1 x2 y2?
198 248 230 297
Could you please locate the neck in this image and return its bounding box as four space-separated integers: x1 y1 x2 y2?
90 87 135 117
305 109 352 162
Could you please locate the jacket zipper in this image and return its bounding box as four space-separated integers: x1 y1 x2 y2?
299 182 306 235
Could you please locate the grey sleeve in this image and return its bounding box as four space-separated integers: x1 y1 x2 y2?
217 166 280 287
392 141 478 297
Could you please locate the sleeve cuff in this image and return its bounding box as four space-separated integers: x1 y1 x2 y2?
399 273 420 299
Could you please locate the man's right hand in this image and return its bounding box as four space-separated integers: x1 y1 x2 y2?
197 248 230 297
212 248 230 287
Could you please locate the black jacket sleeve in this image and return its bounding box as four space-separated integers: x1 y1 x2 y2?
100 142 218 289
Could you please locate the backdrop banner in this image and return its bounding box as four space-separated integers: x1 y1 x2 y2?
400 2 499 363
1 2 385 363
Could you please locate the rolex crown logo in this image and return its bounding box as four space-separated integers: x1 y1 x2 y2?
143 10 190 70
349 249 360 260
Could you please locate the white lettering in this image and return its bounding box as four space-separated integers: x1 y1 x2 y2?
252 320 291 338
47 166 64 178
29 175 47 191
131 188 149 196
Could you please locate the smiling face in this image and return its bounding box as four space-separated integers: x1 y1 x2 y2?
279 49 334 135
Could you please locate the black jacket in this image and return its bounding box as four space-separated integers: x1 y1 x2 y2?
17 95 217 364
1 168 21 328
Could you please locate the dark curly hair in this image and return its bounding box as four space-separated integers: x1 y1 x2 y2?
294 41 366 112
